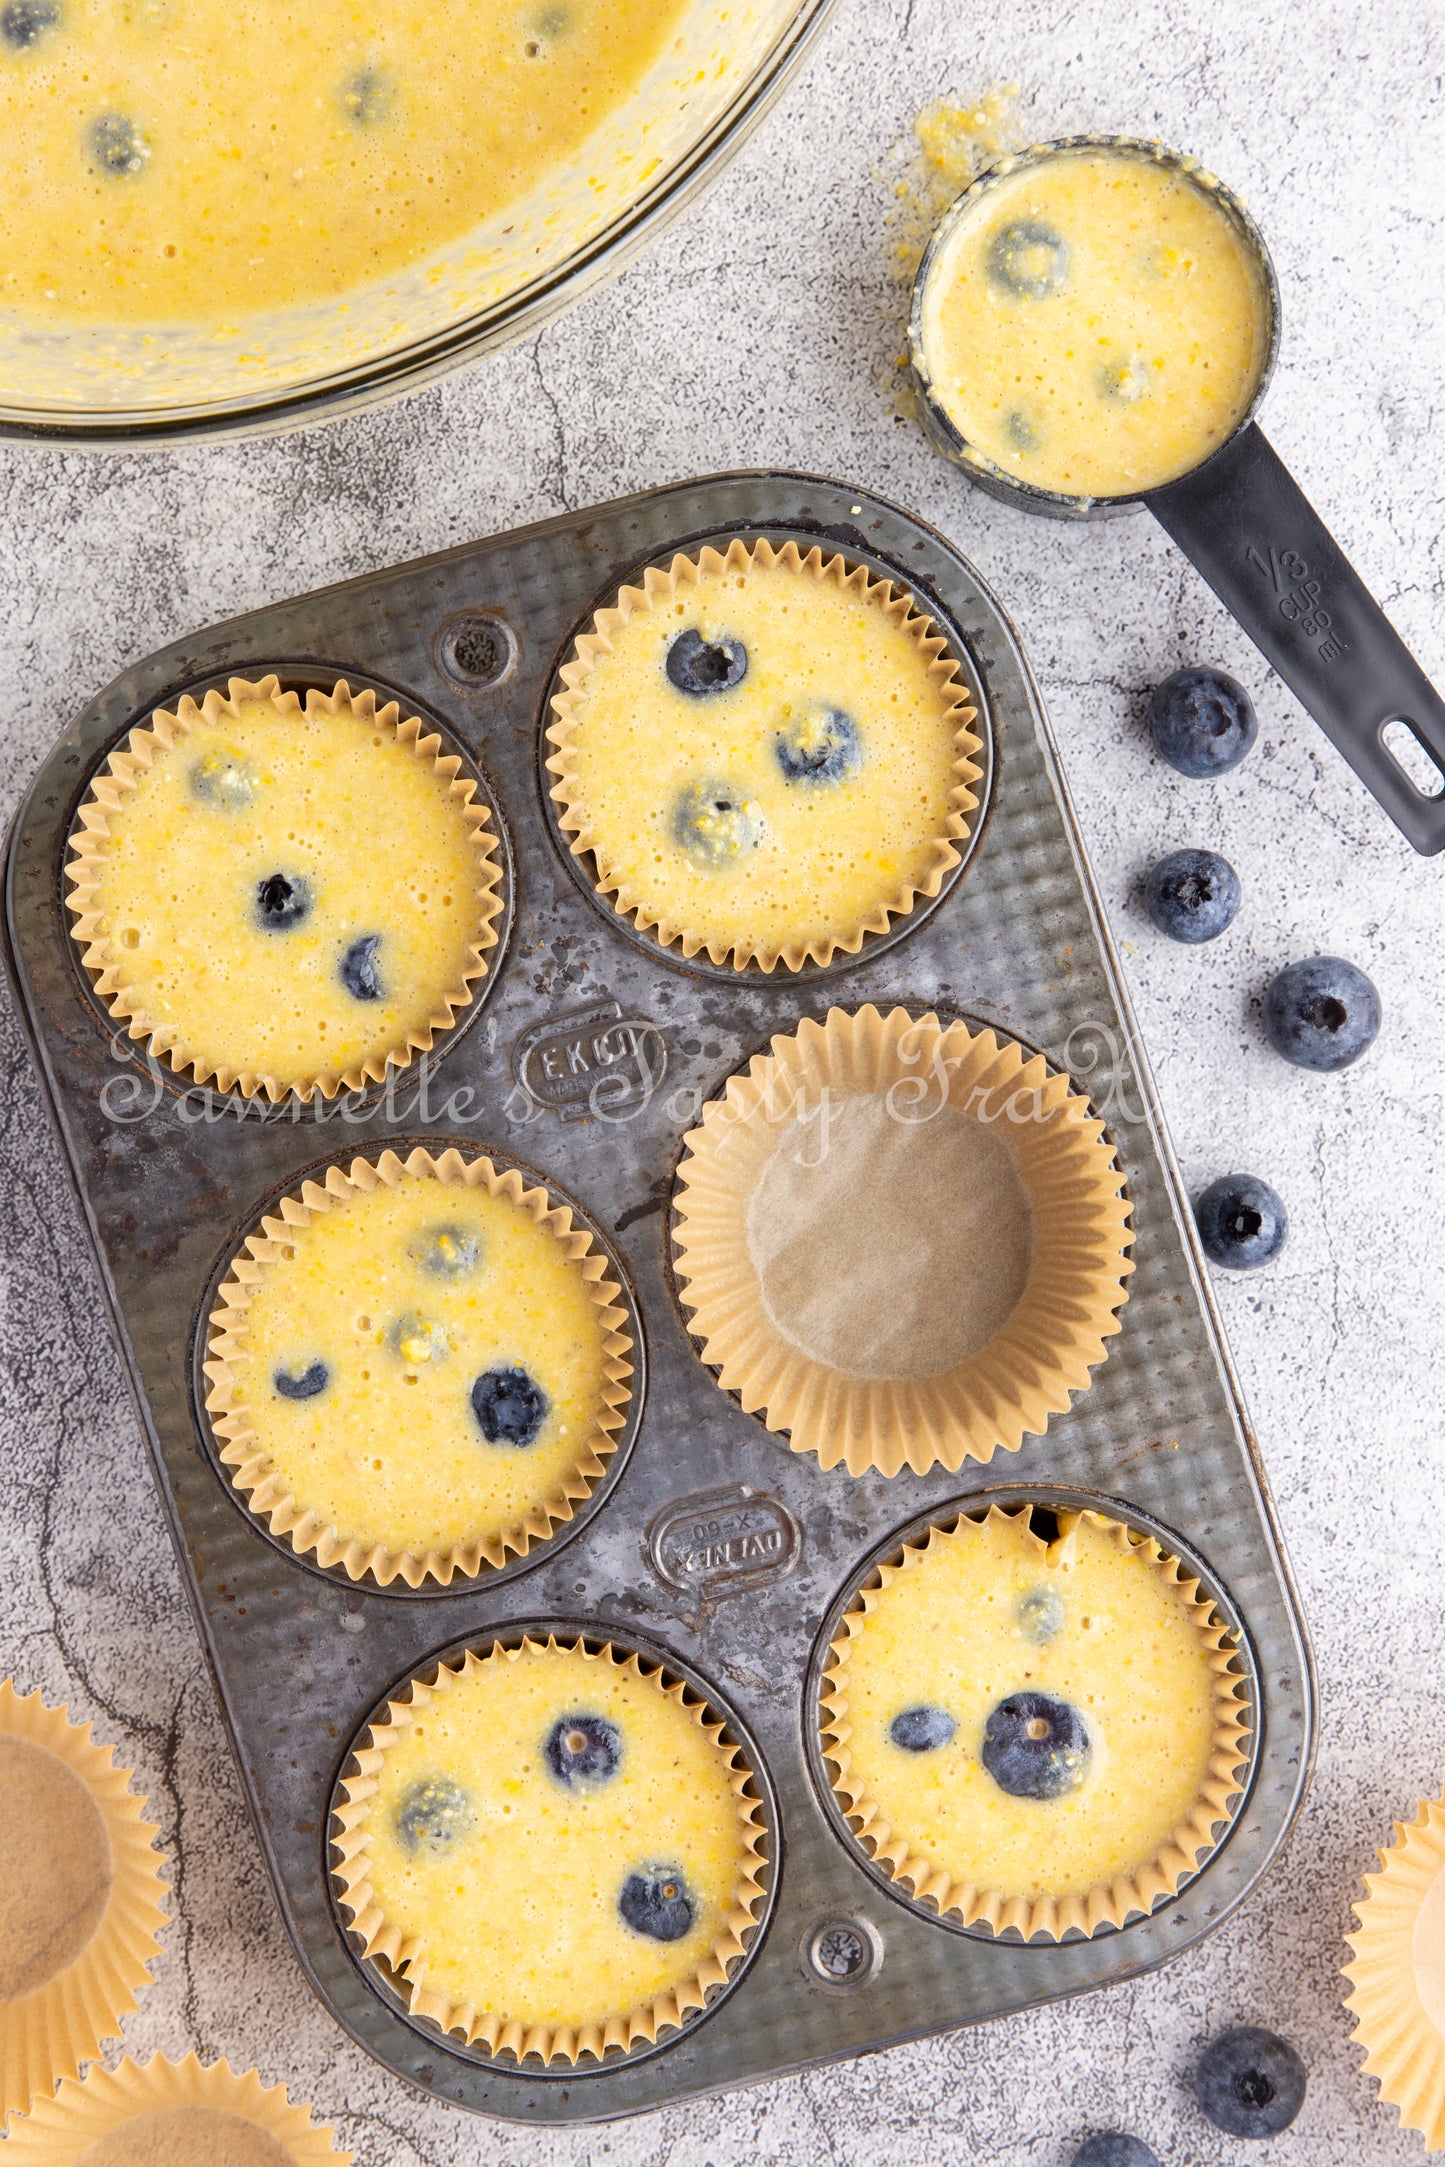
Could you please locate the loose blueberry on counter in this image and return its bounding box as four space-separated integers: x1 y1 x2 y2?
471 1364 548 1447
411 1224 481 1280
1194 2025 1307 2137
981 1690 1089 1800
1144 847 1241 944
394 1776 475 1858
775 706 861 785
2 2 61 48
666 628 747 696
1016 1586 1065 1645
1194 1174 1287 1271
672 779 765 869
1148 665 1258 777
1070 2137 1159 2167
889 1705 956 1752
546 1712 621 1787
619 1868 694 1943
340 933 384 1001
189 749 256 811
1263 955 1381 1072
273 1359 329 1401
986 219 1069 299
89 113 148 177
254 872 310 931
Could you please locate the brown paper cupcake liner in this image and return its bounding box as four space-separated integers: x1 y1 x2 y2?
1344 1789 1445 2150
821 1507 1250 1941
672 1003 1133 1476
546 538 984 972
66 675 505 1103
3 2051 350 2159
203 1147 634 1589
0 1682 167 2125
330 1636 768 2065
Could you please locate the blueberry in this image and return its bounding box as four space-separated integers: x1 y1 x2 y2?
390 1314 448 1369
1263 955 1380 1072
273 1360 328 1400
545 1713 621 1787
672 779 765 868
340 933 384 1001
981 1690 1089 1800
1016 1587 1064 1645
1148 665 1258 778
1194 2025 1306 2137
189 749 256 811
254 872 310 931
1194 1174 1287 1271
394 1777 475 1858
341 68 389 125
1144 848 1241 944
1098 357 1152 404
618 1868 694 1943
986 218 1069 299
1070 2138 1159 2167
774 706 861 785
89 113 148 177
1006 408 1040 451
470 1365 548 1447
411 1224 481 1281
666 628 747 696
1 2 60 48
889 1705 956 1752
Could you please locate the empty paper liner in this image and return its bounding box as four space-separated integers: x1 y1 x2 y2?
3 2050 350 2161
1345 1787 1445 2151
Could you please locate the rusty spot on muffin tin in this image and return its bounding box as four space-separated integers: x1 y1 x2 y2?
1 472 1314 2123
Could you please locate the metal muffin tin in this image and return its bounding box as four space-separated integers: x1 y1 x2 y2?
2 470 1315 2123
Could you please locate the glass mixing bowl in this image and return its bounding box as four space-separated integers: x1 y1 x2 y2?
0 0 836 448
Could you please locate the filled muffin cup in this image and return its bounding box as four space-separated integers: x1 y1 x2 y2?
671 1002 1133 1475
66 675 506 1104
330 1632 770 2067
203 1146 636 1590
0 1680 168 2124
1344 1786 1445 2150
546 538 984 974
814 1499 1251 1943
2 2051 350 2163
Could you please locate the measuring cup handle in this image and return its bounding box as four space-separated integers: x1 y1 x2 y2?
1147 422 1445 856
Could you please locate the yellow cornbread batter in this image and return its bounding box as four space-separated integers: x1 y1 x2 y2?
341 1641 761 2046
0 0 687 330
918 144 1272 499
208 1162 624 1579
549 545 978 969
825 1509 1242 1914
68 681 500 1098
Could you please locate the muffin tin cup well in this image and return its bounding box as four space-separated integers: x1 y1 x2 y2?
60 663 517 1112
190 1140 647 1599
326 1620 779 2073
1 470 1315 2123
804 1485 1258 1945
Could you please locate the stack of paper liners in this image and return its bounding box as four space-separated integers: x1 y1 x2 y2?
330 1637 767 2065
672 1004 1133 1475
1344 1787 1445 2150
203 1147 635 1588
821 1507 1251 1940
65 676 505 1103
546 538 984 972
4 2052 349 2161
0 1682 167 2123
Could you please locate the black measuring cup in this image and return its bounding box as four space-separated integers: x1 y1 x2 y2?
909 135 1445 855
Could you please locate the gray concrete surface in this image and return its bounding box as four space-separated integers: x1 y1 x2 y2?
2 1 1442 2159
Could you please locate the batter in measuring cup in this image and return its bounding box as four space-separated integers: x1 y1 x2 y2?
918 142 1273 499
